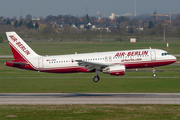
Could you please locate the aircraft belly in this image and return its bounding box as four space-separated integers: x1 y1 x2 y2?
40 62 79 73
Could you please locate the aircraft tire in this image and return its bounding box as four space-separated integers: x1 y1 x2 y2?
93 76 100 82
153 73 157 77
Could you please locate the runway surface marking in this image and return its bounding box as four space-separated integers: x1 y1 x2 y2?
0 93 180 105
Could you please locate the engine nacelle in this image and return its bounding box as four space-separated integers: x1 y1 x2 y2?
103 65 126 76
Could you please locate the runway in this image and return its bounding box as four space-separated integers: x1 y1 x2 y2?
0 55 13 58
0 93 180 105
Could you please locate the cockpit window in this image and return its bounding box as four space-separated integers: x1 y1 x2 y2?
162 52 170 56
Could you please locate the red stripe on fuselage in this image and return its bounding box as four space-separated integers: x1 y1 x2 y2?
37 59 176 73
122 59 176 69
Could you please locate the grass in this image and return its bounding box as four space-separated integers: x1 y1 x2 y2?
0 60 180 93
0 105 180 120
0 40 180 55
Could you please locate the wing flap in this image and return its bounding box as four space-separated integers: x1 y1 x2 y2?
75 60 108 71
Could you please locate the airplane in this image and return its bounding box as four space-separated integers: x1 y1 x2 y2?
5 31 177 82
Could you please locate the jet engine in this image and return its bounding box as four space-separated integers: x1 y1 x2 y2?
102 65 126 76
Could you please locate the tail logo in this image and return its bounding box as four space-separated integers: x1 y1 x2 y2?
9 35 31 55
9 35 18 42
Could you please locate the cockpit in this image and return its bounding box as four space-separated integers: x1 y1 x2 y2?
161 52 170 56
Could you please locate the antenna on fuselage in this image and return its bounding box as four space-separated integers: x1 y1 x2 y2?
149 47 151 49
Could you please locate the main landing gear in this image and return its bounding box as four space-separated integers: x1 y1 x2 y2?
152 67 157 77
93 75 100 82
93 69 100 82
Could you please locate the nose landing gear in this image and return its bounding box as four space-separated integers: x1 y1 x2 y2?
152 67 157 77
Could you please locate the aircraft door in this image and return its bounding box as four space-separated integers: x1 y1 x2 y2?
38 58 44 68
105 56 112 62
151 51 156 60
109 56 112 62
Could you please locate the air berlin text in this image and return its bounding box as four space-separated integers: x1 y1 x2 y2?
9 35 31 55
114 51 148 57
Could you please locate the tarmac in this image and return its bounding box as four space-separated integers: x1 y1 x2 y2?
0 93 180 105
0 55 13 58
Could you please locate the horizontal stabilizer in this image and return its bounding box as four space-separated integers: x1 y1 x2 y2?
9 62 28 65
6 60 28 65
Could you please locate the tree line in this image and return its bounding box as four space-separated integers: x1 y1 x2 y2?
1 13 180 41
6 19 39 29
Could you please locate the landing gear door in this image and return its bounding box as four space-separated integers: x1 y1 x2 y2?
38 58 44 68
151 51 156 60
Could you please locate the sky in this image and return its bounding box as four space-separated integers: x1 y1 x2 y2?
0 0 180 18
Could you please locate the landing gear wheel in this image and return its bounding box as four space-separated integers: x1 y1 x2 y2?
152 67 157 78
153 73 157 77
93 76 100 82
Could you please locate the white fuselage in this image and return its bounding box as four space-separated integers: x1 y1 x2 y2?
27 49 176 73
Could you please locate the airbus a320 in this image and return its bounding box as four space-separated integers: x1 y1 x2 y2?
5 32 177 82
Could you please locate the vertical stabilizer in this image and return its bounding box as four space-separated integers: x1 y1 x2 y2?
6 31 39 60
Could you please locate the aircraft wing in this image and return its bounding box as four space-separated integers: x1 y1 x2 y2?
75 60 109 71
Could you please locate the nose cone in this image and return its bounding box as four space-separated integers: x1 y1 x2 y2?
170 55 177 63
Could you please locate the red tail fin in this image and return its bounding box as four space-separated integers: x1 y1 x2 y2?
9 43 25 60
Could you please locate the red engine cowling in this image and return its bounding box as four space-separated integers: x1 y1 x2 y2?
103 65 126 76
